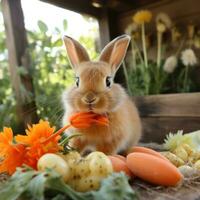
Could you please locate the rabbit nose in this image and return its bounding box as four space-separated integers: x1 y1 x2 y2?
82 92 98 104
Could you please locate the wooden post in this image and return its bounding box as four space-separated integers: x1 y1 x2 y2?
98 8 120 49
98 8 127 87
1 0 38 130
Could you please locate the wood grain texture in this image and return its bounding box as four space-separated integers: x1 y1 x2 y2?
1 0 38 130
134 93 200 117
98 8 127 87
132 93 200 143
118 0 200 32
41 0 101 17
41 0 158 14
140 117 200 143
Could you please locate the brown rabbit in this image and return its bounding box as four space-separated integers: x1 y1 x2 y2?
62 35 142 155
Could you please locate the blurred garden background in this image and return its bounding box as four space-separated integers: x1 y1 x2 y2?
0 0 99 131
0 0 200 134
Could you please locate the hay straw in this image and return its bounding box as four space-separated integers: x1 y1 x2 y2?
132 173 200 200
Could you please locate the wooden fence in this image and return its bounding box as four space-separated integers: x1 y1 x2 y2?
134 93 200 143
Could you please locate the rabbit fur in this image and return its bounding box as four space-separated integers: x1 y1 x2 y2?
62 35 142 155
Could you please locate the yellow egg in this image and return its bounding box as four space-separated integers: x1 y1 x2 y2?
37 153 70 182
74 158 91 178
87 151 113 176
58 151 81 162
74 175 102 192
86 151 108 160
89 156 113 176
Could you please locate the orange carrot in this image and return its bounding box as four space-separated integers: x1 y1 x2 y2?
70 112 109 127
45 112 109 142
112 155 126 162
69 112 98 122
71 122 91 129
129 146 169 162
108 156 132 177
69 112 93 121
126 152 183 186
91 120 108 126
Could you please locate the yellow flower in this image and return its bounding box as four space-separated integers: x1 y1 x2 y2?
133 10 152 24
164 130 194 151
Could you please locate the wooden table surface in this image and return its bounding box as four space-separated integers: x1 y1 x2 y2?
132 178 200 200
1 170 200 200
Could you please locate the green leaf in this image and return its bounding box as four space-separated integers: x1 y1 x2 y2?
17 66 28 76
86 172 137 200
44 170 87 200
27 172 47 200
37 20 48 33
51 194 66 200
53 39 63 47
55 27 61 34
63 19 68 31
0 168 138 200
0 167 37 200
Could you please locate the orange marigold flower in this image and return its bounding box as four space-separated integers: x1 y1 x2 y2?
0 127 13 156
0 128 26 175
45 112 109 143
0 113 109 174
24 141 61 169
15 120 57 145
16 120 61 169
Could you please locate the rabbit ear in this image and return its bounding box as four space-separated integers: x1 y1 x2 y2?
63 36 90 69
99 35 130 73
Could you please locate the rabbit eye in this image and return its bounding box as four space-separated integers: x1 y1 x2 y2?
75 77 79 87
106 76 112 88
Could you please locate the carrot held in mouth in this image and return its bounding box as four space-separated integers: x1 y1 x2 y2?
44 112 109 143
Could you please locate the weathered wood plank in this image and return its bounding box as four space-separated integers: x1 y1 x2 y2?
98 8 118 49
41 0 159 14
118 0 200 33
1 0 38 129
134 93 200 117
141 117 200 143
41 0 101 17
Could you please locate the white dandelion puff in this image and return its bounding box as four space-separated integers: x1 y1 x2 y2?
125 23 138 35
181 49 197 66
156 12 172 29
163 56 177 73
157 22 166 33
